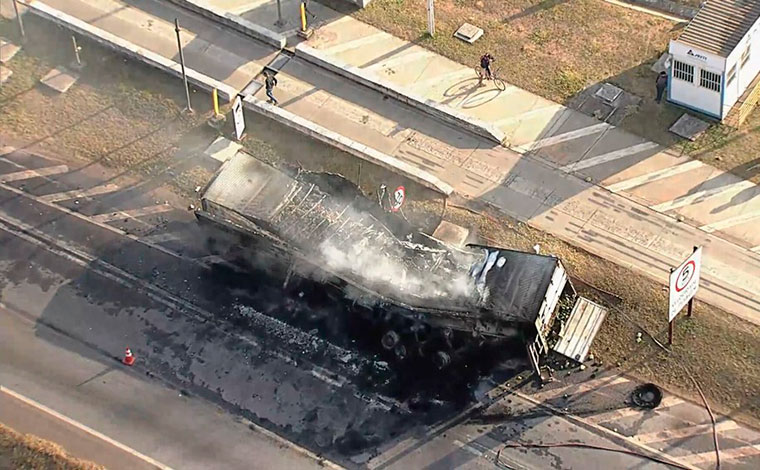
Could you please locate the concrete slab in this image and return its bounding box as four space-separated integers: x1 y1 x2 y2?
0 38 20 64
432 220 470 247
203 136 242 163
0 66 11 84
670 113 711 141
39 66 78 93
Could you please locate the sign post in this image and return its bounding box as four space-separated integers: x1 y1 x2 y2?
427 0 435 37
667 246 702 345
232 95 245 141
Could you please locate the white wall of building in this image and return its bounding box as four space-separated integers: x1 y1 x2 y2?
668 41 726 118
724 18 760 114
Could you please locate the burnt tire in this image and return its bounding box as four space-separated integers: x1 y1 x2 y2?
433 351 451 369
381 330 400 350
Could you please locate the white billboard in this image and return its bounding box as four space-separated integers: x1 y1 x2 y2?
668 247 702 322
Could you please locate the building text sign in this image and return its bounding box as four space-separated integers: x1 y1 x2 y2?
668 247 702 322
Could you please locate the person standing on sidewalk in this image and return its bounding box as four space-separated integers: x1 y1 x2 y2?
265 71 278 106
655 71 668 104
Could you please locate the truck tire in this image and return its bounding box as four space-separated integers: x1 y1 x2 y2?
381 330 400 350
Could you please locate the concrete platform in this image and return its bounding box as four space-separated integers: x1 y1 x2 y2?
0 38 20 64
203 136 242 163
39 66 78 93
0 66 11 84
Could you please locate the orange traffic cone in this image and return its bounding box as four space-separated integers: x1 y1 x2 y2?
122 347 135 366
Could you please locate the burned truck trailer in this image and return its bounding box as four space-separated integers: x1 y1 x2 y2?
196 151 605 369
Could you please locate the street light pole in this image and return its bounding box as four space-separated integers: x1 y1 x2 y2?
174 18 193 114
12 0 26 43
427 0 435 37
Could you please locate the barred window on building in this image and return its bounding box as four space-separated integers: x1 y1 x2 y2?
673 60 694 83
700 69 722 92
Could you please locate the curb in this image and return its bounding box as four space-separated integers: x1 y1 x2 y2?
25 0 238 102
165 0 285 50
295 43 507 146
243 95 454 196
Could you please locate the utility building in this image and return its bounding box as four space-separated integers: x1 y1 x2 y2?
668 0 760 124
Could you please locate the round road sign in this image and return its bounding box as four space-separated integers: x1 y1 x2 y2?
675 260 696 293
390 185 405 212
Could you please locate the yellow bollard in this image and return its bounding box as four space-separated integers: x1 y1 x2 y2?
212 88 220 117
300 3 307 32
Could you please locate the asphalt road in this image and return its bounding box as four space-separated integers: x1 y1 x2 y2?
0 143 678 469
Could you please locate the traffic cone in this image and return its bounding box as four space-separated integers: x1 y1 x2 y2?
122 347 135 366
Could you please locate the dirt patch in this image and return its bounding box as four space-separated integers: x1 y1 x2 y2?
0 423 105 470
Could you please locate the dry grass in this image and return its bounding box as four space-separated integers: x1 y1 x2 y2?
0 423 105 470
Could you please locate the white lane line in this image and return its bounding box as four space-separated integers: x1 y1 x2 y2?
532 375 630 402
699 208 760 233
324 33 387 55
493 104 564 128
561 142 660 172
0 385 173 470
516 123 611 152
366 50 430 70
635 420 740 444
606 160 704 193
0 165 70 182
91 204 174 224
141 232 182 244
651 181 756 212
587 395 683 424
679 443 760 465
39 183 121 203
752 245 760 253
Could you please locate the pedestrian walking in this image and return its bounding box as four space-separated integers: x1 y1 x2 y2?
265 71 278 105
655 71 668 104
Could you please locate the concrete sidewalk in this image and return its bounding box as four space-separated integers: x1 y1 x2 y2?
20 0 760 325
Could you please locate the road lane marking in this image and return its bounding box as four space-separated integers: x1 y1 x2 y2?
651 180 756 212
699 208 760 233
586 395 683 424
0 165 70 182
752 245 760 253
516 123 611 152
91 204 174 223
324 33 387 55
532 375 630 402
635 420 739 444
605 160 704 193
493 104 564 128
39 183 121 203
561 142 660 172
0 385 173 470
678 443 760 465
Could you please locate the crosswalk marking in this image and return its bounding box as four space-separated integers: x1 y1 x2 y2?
494 104 564 128
91 204 174 223
516 123 611 152
635 419 739 444
366 51 430 71
532 375 630 402
324 33 387 55
605 160 704 193
561 142 660 172
587 395 682 424
0 165 69 182
651 180 756 213
699 208 760 233
679 443 760 465
141 232 182 244
39 183 120 203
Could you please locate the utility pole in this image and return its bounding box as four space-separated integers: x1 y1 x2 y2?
12 0 26 43
174 18 193 114
274 0 284 27
427 0 435 37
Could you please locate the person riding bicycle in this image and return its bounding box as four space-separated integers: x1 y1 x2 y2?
480 53 495 80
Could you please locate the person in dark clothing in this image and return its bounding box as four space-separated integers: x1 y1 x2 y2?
480 53 494 81
655 71 668 103
265 71 278 105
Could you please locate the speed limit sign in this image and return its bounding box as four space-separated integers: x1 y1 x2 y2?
390 185 405 212
668 246 702 321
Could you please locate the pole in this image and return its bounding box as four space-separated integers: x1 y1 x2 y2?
174 18 193 114
275 0 284 27
212 88 220 117
12 0 26 43
668 319 674 345
687 245 698 317
300 2 307 32
72 36 82 66
427 0 435 37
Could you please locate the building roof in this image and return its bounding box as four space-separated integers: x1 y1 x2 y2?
677 0 760 57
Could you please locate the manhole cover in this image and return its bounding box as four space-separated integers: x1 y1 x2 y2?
670 113 711 141
595 83 623 103
454 23 484 44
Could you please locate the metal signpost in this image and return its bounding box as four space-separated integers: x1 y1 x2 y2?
232 95 246 141
667 246 702 344
174 18 193 114
12 0 25 43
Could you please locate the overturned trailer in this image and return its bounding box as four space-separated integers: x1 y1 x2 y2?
197 151 606 372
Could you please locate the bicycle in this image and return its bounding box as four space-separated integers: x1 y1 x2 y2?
474 65 506 91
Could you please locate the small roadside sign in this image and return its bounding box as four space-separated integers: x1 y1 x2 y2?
668 246 702 322
390 185 405 212
232 95 245 140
